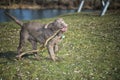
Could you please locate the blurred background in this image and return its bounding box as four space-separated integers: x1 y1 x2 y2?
0 0 120 22
0 0 120 9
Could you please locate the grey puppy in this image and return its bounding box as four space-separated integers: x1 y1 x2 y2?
5 13 68 61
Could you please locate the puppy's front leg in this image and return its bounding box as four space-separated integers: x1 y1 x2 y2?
54 44 59 53
47 43 56 61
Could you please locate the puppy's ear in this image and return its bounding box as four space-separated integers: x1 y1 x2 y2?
55 18 63 22
54 18 62 27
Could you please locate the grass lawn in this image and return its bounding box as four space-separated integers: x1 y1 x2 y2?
0 11 120 80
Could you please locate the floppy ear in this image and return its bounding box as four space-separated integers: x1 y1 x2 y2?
55 18 63 22
54 18 63 26
53 19 58 26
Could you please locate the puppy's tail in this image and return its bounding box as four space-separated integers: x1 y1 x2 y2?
5 12 23 27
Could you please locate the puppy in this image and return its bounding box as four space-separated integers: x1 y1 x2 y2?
5 13 68 61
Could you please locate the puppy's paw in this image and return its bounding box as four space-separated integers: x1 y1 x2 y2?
16 55 22 60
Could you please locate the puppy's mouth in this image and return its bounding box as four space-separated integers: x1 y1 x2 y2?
60 26 67 32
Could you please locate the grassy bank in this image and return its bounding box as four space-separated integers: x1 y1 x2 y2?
0 11 120 80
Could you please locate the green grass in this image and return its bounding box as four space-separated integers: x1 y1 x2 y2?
0 11 120 80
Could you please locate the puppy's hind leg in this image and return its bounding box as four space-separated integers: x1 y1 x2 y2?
16 37 26 59
16 30 28 59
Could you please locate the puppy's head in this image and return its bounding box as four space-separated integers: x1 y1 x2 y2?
53 18 68 32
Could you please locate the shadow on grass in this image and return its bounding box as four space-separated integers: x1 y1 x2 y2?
0 51 39 62
0 51 17 63
0 51 64 63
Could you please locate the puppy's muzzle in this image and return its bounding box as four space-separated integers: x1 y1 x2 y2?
61 26 67 32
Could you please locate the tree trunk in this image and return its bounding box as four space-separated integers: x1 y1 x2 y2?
33 0 37 5
20 0 23 5
8 0 11 6
13 0 15 4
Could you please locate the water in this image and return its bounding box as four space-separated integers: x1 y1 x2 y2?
0 9 76 22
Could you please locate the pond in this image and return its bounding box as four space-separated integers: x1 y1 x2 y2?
0 9 76 22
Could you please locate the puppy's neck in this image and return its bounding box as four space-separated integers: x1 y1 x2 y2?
48 23 59 32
